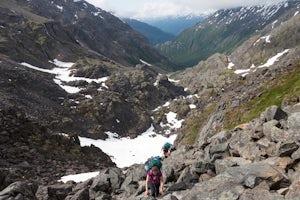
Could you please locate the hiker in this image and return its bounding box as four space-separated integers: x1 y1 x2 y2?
145 165 164 197
161 142 175 158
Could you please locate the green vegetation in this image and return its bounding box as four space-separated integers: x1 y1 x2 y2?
184 103 216 144
224 63 300 129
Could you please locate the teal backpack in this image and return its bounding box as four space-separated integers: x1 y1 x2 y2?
144 156 162 172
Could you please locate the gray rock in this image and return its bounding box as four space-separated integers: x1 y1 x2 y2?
263 120 290 142
121 164 146 195
0 181 38 200
215 159 237 175
91 168 124 193
65 188 89 200
261 105 288 122
207 130 232 144
180 172 245 200
176 167 199 184
287 112 300 129
237 142 262 161
239 188 284 200
226 162 288 189
278 142 299 157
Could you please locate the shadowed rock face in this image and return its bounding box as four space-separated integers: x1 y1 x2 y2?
0 106 115 187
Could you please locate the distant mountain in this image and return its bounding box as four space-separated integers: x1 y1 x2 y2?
144 15 206 36
0 0 174 70
123 18 175 45
156 1 300 68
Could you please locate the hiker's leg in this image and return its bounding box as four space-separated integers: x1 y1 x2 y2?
155 183 160 196
149 183 156 197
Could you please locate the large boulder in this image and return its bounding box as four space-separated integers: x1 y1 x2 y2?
226 162 289 189
179 172 245 200
0 181 38 200
260 105 288 122
90 167 124 194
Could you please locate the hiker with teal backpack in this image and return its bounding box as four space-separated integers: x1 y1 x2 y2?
145 156 164 197
162 142 175 158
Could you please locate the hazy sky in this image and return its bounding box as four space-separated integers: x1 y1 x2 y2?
85 0 286 19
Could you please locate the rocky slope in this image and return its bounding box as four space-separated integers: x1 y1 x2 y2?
0 0 186 187
156 0 300 68
1 0 300 199
2 104 300 199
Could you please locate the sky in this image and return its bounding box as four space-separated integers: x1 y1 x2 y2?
85 0 286 19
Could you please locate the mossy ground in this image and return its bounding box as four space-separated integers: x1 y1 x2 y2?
224 63 300 129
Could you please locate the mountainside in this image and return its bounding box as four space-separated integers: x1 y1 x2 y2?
123 18 175 45
2 0 300 199
144 15 205 36
0 0 174 70
0 0 185 184
156 0 300 68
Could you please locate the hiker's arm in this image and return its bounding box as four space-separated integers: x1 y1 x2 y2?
159 175 164 194
145 174 149 195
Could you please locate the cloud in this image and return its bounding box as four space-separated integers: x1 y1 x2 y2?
85 0 287 19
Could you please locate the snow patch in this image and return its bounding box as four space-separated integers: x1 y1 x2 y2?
139 59 152 66
60 171 99 183
234 49 289 77
20 60 109 94
79 125 176 168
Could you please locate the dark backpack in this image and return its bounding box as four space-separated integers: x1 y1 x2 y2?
144 156 162 172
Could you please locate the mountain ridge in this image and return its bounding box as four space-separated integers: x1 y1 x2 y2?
156 0 300 68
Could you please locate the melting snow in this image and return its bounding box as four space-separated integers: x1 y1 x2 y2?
60 171 99 183
257 49 289 69
189 104 196 109
20 59 108 94
78 125 177 168
227 62 235 69
139 59 152 66
234 49 289 77
55 5 63 12
168 78 180 83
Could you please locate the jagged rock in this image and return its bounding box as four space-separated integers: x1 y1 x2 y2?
167 182 190 192
36 183 73 200
287 112 300 138
248 120 264 139
207 130 232 144
180 172 245 200
239 188 284 200
0 181 38 200
260 105 288 122
175 167 199 184
286 169 300 199
121 164 146 195
263 120 290 142
278 142 299 157
291 148 300 160
65 188 89 200
262 157 292 171
90 168 124 194
237 142 262 161
226 162 289 189
160 194 179 200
